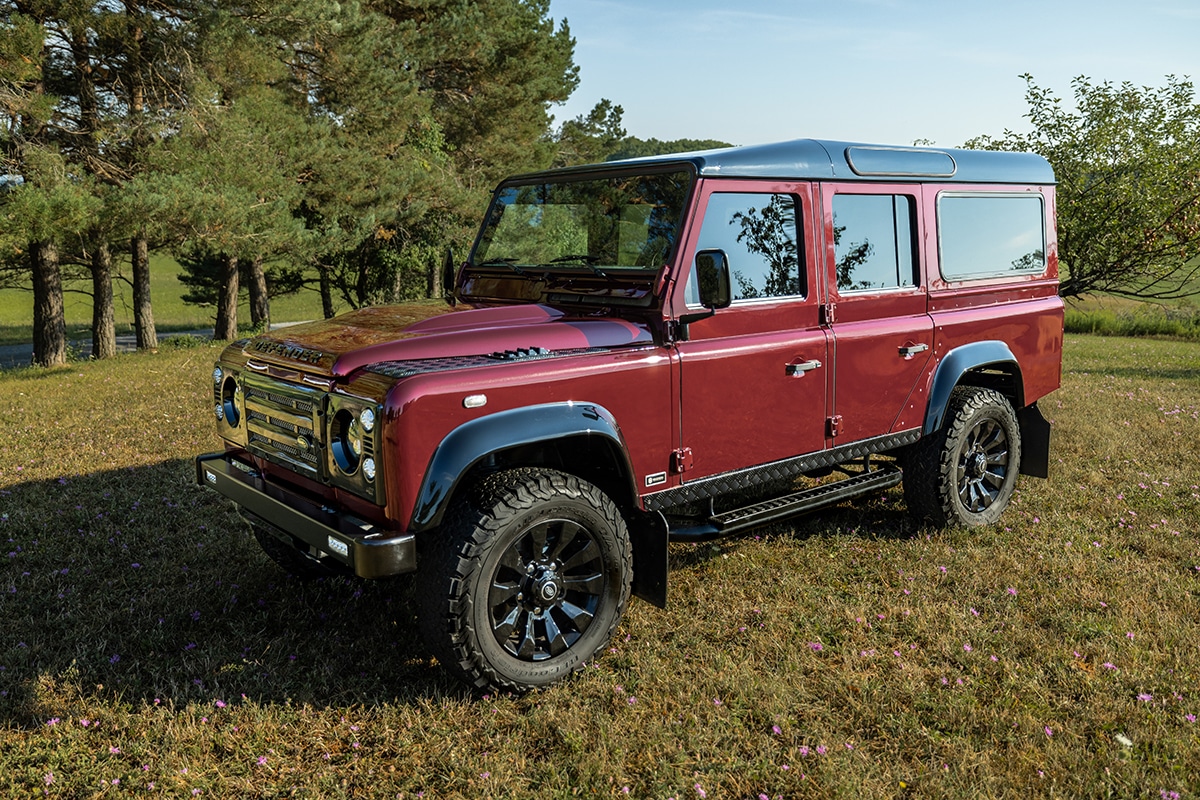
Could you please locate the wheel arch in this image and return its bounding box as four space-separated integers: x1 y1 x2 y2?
923 341 1024 435
410 402 639 533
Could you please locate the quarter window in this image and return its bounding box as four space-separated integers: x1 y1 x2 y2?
832 194 917 292
938 194 1046 279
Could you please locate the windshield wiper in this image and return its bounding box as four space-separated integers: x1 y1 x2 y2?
549 254 608 278
477 257 526 276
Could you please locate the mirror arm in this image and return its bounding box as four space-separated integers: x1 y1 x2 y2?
673 308 716 342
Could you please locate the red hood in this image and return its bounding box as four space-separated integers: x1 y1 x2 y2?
239 304 654 378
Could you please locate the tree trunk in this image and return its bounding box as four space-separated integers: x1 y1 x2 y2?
247 255 270 331
319 264 335 319
31 241 67 367
214 253 239 340
91 241 117 359
132 234 157 350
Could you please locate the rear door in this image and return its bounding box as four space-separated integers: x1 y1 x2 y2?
819 184 934 442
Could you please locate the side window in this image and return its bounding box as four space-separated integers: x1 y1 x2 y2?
690 193 804 303
938 193 1046 279
832 194 917 292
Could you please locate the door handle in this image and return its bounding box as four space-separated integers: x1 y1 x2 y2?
898 343 929 359
785 359 823 376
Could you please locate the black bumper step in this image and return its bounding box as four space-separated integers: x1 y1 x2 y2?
669 466 903 542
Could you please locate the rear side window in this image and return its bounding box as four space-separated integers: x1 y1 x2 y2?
938 193 1046 280
832 194 917 292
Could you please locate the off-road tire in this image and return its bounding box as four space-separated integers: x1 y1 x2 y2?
902 387 1021 528
416 468 632 693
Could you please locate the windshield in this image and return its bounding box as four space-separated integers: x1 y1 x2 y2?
473 170 693 271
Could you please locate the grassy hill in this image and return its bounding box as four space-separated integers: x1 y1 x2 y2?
1 335 1198 797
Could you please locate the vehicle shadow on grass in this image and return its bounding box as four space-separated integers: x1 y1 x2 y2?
665 488 919 572
0 460 460 727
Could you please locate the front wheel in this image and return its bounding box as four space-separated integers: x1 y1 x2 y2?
902 387 1022 527
416 469 632 692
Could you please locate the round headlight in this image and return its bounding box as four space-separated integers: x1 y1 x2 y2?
362 457 376 482
220 376 240 427
213 367 223 385
331 409 361 474
214 403 224 421
360 407 376 432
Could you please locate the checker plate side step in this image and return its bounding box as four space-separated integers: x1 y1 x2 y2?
668 466 903 542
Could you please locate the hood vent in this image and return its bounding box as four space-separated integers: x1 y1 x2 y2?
367 347 604 381
487 347 551 361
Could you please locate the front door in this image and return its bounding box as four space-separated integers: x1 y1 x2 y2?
675 183 828 482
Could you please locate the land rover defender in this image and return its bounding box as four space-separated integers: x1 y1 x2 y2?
197 139 1063 691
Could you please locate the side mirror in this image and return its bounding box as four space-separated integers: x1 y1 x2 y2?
694 249 731 310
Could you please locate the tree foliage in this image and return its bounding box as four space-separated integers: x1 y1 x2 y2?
967 74 1200 299
553 99 732 167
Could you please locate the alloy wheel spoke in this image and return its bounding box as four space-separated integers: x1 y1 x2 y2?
562 571 605 595
489 579 521 608
515 614 538 660
543 612 569 657
558 598 595 632
546 521 584 563
559 538 600 572
492 605 522 643
497 546 526 576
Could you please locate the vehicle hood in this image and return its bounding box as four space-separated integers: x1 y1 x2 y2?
238 303 654 378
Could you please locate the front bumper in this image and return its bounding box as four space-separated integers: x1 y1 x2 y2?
196 452 416 579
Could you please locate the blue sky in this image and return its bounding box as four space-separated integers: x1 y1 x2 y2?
546 0 1200 148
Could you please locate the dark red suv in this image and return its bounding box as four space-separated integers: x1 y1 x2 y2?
198 139 1063 691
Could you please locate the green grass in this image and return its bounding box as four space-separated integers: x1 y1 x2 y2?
2 335 1199 798
0 254 331 347
1066 294 1200 340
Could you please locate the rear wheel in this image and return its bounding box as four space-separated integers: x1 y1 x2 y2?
417 468 632 692
903 387 1021 527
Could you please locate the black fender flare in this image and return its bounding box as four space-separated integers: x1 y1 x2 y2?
922 341 1021 435
410 402 638 532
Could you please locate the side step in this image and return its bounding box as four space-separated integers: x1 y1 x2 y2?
668 466 903 542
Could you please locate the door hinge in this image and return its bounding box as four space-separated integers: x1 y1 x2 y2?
827 415 843 437
671 447 694 474
820 302 837 325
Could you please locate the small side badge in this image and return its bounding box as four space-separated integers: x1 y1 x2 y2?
645 472 667 487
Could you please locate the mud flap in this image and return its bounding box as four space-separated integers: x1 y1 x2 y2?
1018 402 1051 479
628 509 669 609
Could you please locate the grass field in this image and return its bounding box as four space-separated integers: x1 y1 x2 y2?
0 254 331 347
1065 295 1200 340
1 335 1198 798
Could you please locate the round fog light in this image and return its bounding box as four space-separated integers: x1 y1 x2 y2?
362 458 376 482
213 366 223 385
360 408 375 432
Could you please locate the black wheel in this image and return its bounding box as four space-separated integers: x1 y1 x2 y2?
250 519 337 580
417 468 632 692
902 387 1021 527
